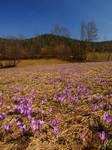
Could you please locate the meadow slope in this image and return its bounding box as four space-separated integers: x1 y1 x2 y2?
0 62 112 150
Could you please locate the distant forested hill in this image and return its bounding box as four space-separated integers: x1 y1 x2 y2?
0 34 112 60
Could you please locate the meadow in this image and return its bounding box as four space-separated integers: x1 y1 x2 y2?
0 61 112 150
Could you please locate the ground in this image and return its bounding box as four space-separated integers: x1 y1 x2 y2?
17 59 69 67
0 61 112 150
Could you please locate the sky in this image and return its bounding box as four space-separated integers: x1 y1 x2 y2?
0 0 112 40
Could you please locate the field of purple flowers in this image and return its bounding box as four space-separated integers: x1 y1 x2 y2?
0 62 112 150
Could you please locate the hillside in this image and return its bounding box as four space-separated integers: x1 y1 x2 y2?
0 34 112 60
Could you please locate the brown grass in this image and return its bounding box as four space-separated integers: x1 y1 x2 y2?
17 59 69 67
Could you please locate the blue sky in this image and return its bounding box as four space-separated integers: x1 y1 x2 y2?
0 0 112 40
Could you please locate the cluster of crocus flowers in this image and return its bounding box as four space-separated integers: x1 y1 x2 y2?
51 119 60 135
98 131 109 141
3 123 13 132
14 118 28 133
13 95 33 119
98 114 112 142
31 119 45 131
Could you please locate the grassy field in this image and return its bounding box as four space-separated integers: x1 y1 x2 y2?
1 52 112 68
0 62 112 150
17 59 69 67
17 53 112 67
87 52 112 62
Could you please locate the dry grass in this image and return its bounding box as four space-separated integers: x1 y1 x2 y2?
17 59 69 67
0 62 112 150
87 52 112 62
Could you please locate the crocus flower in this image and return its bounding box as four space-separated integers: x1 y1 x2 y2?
3 124 13 132
51 119 59 127
58 94 65 103
14 118 27 133
0 112 7 120
30 119 45 131
99 131 109 141
31 119 38 131
14 87 21 93
103 114 111 123
52 127 60 135
42 98 48 104
0 93 3 106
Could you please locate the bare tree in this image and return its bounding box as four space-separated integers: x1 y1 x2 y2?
51 25 70 38
0 35 21 68
80 21 98 53
80 21 98 42
80 21 87 41
87 21 98 42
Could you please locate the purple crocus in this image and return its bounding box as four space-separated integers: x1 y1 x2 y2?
31 119 45 131
99 131 109 141
0 112 7 120
52 127 60 135
51 119 59 127
31 119 38 131
14 87 21 93
3 124 13 132
103 114 111 123
42 98 48 104
0 93 3 106
14 118 27 133
58 94 65 103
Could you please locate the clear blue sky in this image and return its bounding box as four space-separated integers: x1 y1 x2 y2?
0 0 112 40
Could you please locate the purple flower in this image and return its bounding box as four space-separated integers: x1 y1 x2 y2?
38 120 45 127
27 99 32 106
14 87 21 93
30 119 45 131
39 109 45 115
51 119 59 127
3 124 13 132
103 114 111 123
27 114 32 121
0 112 7 120
20 124 27 133
58 94 65 103
91 104 100 111
52 127 60 135
48 107 53 113
42 98 48 104
31 119 39 131
14 118 27 133
13 104 32 117
99 131 109 141
0 93 3 106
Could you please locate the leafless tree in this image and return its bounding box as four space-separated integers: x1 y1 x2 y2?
51 25 70 38
80 21 87 41
80 21 98 42
80 21 98 53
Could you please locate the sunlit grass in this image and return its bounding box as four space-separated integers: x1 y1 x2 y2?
87 52 112 62
0 62 112 149
17 59 69 67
